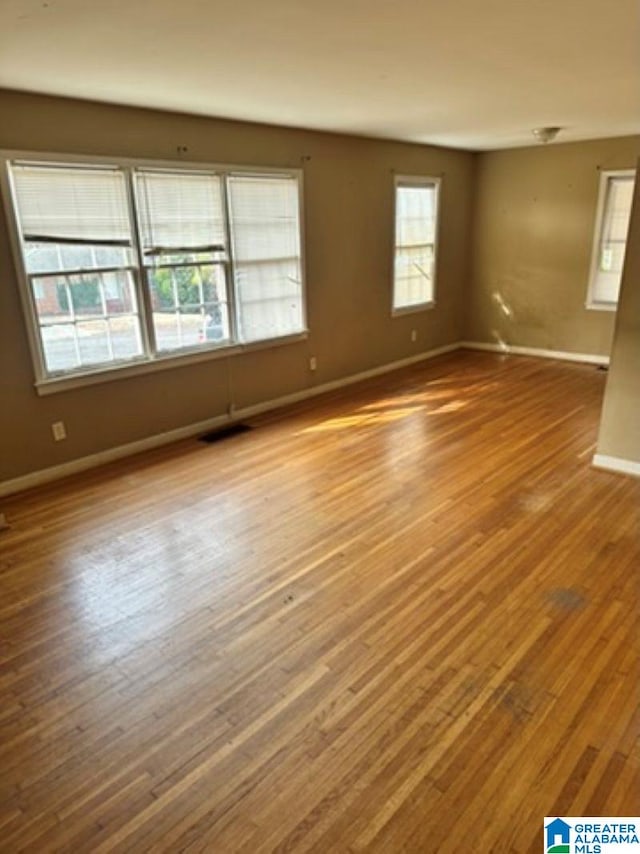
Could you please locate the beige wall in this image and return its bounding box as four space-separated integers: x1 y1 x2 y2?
467 136 640 355
2 90 638 487
0 89 475 482
596 160 640 464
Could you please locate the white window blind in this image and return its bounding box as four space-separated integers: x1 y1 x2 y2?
11 164 131 245
588 172 635 307
135 170 226 255
393 178 439 311
9 162 142 376
4 155 306 385
228 174 303 342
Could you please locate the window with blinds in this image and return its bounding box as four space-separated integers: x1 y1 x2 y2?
587 170 635 309
135 170 231 351
392 177 440 312
228 174 303 342
9 163 142 375
4 157 306 383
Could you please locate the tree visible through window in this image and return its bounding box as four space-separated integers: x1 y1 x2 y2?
4 158 306 381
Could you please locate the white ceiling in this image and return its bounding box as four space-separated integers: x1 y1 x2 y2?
1 0 638 151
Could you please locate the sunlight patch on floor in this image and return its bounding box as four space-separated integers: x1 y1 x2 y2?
300 399 469 434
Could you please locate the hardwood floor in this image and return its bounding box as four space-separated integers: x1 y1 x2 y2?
0 351 638 853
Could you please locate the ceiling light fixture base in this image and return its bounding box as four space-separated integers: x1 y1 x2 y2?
532 127 562 144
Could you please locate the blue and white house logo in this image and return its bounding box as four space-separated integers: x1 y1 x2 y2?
546 818 571 853
544 818 640 853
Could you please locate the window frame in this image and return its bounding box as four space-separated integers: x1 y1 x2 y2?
586 167 635 312
391 174 441 316
0 150 308 395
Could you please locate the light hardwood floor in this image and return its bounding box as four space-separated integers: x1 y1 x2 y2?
0 351 638 853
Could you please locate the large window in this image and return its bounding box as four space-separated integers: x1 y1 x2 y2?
3 156 305 385
587 169 635 310
392 175 440 312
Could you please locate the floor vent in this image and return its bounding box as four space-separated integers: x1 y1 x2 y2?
199 423 252 444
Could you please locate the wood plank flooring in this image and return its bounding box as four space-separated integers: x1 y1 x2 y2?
0 351 638 852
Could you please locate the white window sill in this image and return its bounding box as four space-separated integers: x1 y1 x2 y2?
35 331 309 396
392 301 436 317
585 301 618 312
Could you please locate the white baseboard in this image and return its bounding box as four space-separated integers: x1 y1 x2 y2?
0 412 233 499
1 339 617 498
0 342 459 498
242 342 459 416
460 340 609 366
592 454 640 478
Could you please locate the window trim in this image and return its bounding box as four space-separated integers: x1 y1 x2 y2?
1 149 308 394
391 174 441 316
586 167 635 312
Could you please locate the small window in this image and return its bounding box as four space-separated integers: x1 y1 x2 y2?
392 176 440 313
587 169 635 310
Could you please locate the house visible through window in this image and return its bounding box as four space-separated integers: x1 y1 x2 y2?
3 157 306 383
587 169 635 310
392 176 440 312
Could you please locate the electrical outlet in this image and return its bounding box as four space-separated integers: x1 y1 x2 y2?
309 356 317 371
52 421 66 441
411 329 417 342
